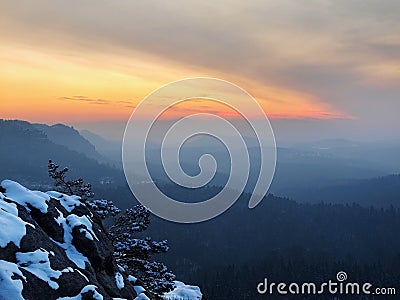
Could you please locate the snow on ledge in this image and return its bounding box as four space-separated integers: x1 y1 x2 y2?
0 196 35 248
1 180 50 213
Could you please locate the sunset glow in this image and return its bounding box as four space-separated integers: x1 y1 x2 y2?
0 43 348 123
1 0 399 127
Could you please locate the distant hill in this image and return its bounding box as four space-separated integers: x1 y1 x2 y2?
1 120 103 161
34 123 102 161
282 174 400 208
0 119 124 187
80 129 122 167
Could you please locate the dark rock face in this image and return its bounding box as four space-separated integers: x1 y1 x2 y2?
0 181 141 300
28 199 65 243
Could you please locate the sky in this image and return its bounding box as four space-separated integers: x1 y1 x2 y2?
0 0 399 141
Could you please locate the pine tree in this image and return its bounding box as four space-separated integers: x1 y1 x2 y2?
110 205 176 296
48 160 120 218
48 160 175 297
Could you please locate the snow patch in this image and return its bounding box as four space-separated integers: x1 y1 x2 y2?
67 214 98 241
1 180 50 213
117 264 125 273
134 293 150 300
79 228 94 241
63 267 74 273
16 248 62 290
0 197 35 248
57 285 103 300
75 269 89 282
128 275 137 284
54 210 90 269
115 272 124 289
0 260 26 300
134 285 146 294
46 191 82 212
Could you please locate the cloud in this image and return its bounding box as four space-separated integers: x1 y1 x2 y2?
59 96 135 108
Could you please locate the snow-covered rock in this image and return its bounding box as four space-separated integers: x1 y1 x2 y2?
163 281 202 300
0 180 141 300
0 180 202 300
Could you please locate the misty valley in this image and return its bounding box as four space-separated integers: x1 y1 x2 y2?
0 119 399 299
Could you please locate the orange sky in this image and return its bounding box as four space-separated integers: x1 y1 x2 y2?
0 42 349 123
